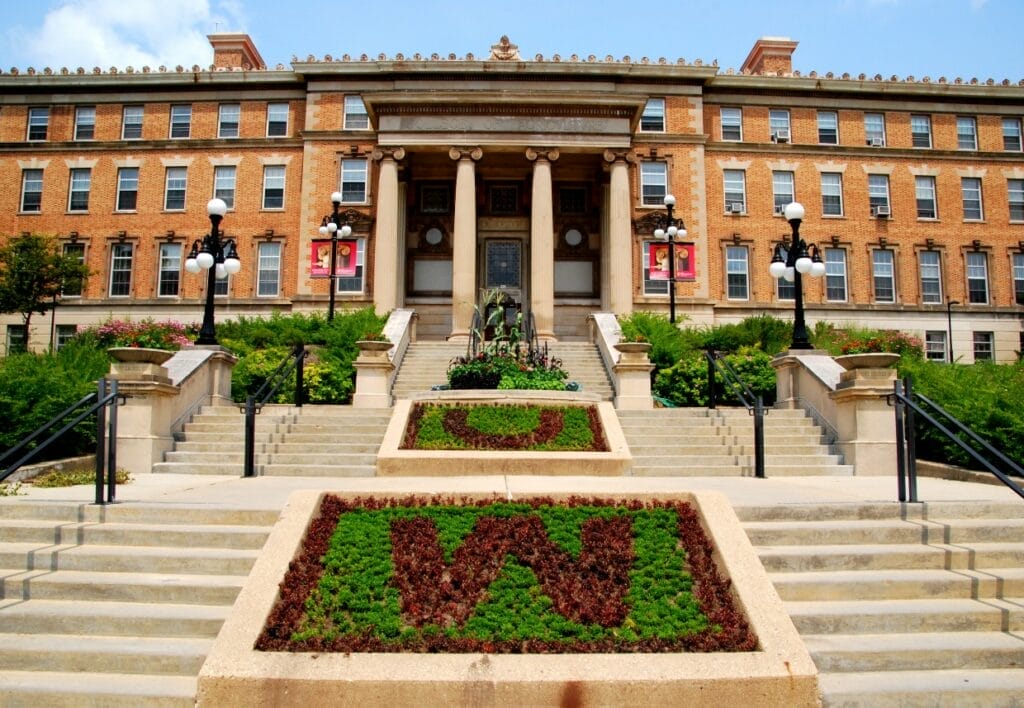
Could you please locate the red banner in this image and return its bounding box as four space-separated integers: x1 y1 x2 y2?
649 242 695 281
310 240 357 278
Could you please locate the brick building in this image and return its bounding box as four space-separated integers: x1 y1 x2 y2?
1 34 1022 362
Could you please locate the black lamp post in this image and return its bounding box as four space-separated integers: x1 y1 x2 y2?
946 299 959 363
318 191 352 322
185 198 239 346
769 202 825 350
654 194 687 324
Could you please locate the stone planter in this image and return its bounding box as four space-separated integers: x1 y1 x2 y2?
353 340 394 408
613 342 654 409
614 341 652 361
356 340 393 358
107 347 174 364
834 353 900 370
107 347 174 384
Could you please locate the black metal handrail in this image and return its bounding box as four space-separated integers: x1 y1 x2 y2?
242 344 307 478
704 349 766 479
0 378 121 504
890 376 1024 502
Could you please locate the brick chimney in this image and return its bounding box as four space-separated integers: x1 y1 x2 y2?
740 37 798 76
208 33 266 70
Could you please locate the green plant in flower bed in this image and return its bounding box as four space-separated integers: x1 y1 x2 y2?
256 495 757 654
401 403 607 451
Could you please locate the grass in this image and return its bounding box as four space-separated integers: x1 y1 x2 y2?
30 464 132 488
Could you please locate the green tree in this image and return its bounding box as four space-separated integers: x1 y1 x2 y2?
0 234 90 344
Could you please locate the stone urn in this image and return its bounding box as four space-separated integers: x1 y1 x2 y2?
834 353 900 370
107 347 174 383
356 339 393 360
614 341 652 364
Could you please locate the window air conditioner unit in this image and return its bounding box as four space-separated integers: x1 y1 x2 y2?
868 137 885 147
872 205 891 217
773 204 786 215
727 202 745 214
772 128 790 143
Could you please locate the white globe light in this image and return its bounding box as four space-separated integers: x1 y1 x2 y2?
667 225 678 237
206 198 228 217
215 263 227 279
319 225 329 236
769 261 787 279
327 222 338 233
330 191 343 204
783 267 796 282
810 260 827 278
795 255 813 274
196 251 215 270
677 228 687 238
224 256 241 275
782 201 805 221
664 194 676 207
340 225 352 237
185 258 201 274
654 228 666 240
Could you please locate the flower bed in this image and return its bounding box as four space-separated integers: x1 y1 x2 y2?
256 495 756 654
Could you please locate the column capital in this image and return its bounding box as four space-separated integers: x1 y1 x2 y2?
449 146 483 162
525 147 560 163
603 149 637 165
371 146 406 162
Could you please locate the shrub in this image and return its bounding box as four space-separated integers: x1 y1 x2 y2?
812 323 923 359
78 318 195 350
654 348 776 407
230 346 355 404
617 311 698 372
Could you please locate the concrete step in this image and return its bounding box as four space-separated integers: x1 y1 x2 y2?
785 597 1024 634
0 670 195 707
0 568 245 605
0 598 229 637
175 441 381 454
0 520 268 548
0 542 258 575
0 633 211 675
758 542 1024 572
631 463 853 477
770 568 1024 601
745 517 1024 545
0 501 278 526
817 668 1024 707
736 501 1024 523
804 631 1024 672
629 444 830 456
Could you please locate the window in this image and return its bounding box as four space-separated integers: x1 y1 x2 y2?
966 251 989 304
720 107 742 141
164 167 187 211
339 159 367 203
642 241 667 295
336 238 366 293
915 176 937 219
821 172 844 216
262 165 285 209
864 113 886 145
817 111 838 144
726 246 749 300
74 106 96 140
640 162 667 206
122 105 143 139
557 186 585 215
108 243 133 297
1013 253 1024 305
775 246 795 300
911 114 932 148
218 103 240 138
61 242 86 297
872 249 895 303
956 116 977 150
257 242 281 297
868 174 890 215
961 177 983 220
213 166 236 209
68 168 91 212
116 167 139 211
21 169 43 212
723 169 746 213
925 331 947 362
56 325 77 350
772 171 794 214
919 250 942 304
769 109 790 141
824 248 847 301
973 332 994 361
27 107 49 141
1010 179 1024 221
157 243 181 297
344 96 369 130
169 104 191 138
6 325 27 354
214 274 230 297
640 98 665 132
1003 118 1022 151
266 102 288 137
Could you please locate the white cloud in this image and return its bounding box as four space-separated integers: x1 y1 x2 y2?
16 0 232 69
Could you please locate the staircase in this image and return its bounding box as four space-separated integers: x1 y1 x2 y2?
619 407 852 476
546 341 614 400
153 404 391 476
391 341 465 399
0 500 276 706
742 500 1024 706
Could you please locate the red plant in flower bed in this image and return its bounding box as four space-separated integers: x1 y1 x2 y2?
256 495 757 654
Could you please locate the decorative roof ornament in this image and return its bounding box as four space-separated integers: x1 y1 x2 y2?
489 35 520 61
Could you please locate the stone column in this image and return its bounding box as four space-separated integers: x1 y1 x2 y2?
604 150 635 315
448 147 482 341
371 146 405 316
526 147 559 341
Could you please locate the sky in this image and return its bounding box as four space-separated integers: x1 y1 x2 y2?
0 0 1021 82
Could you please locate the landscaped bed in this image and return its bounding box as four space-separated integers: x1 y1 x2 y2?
256 495 756 654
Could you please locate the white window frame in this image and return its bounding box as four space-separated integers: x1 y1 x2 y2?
116 167 139 212
1009 179 1024 222
915 176 937 219
262 165 286 210
218 103 240 138
720 107 742 141
157 243 181 297
725 245 749 300
339 159 368 204
961 177 983 221
213 166 236 209
864 112 886 146
769 109 790 141
824 248 848 302
640 98 665 132
108 243 133 297
641 241 668 295
966 251 989 304
169 104 191 139
872 249 896 303
61 242 86 297
74 106 96 140
68 168 91 212
335 238 366 293
972 331 994 361
869 174 890 215
1013 252 1024 305
266 102 288 137
27 107 49 141
640 162 667 206
122 105 143 139
918 250 943 304
1003 118 1022 152
776 245 795 300
817 111 838 144
911 114 932 148
723 169 746 214
6 325 27 354
256 241 282 297
344 95 369 130
164 167 187 211
21 169 43 212
925 331 947 362
956 116 978 150
821 172 843 216
772 171 794 214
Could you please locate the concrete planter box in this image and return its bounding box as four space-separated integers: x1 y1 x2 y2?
197 486 819 707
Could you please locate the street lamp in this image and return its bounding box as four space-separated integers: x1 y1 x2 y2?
769 202 825 350
184 198 239 346
946 299 959 363
654 194 688 323
318 191 352 322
